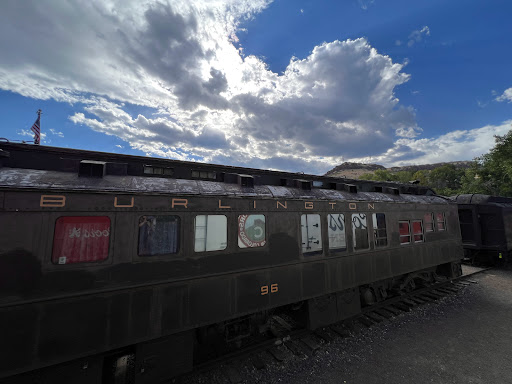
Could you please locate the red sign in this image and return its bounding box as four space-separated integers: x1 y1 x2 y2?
52 216 111 264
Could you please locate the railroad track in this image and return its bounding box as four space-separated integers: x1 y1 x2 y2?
177 267 490 384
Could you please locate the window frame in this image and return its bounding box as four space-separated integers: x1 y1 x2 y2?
193 214 228 253
436 212 446 231
237 214 267 249
424 212 435 232
372 212 388 248
399 220 411 245
412 220 424 243
351 212 370 251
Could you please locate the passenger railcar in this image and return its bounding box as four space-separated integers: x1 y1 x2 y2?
453 194 512 264
0 142 462 383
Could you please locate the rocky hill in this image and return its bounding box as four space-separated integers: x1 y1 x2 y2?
325 161 473 178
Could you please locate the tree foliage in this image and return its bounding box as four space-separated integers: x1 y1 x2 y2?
358 128 512 197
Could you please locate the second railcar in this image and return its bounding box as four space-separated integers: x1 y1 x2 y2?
454 194 512 264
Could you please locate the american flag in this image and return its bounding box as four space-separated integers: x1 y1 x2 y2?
31 110 41 145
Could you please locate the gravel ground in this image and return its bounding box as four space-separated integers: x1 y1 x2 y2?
181 267 512 384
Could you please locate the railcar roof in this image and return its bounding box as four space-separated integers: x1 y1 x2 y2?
0 142 450 203
0 167 451 204
452 194 512 206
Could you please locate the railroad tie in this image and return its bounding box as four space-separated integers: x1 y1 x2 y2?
392 302 411 312
301 335 321 352
401 298 418 307
314 329 333 343
330 324 351 338
365 312 384 323
284 340 305 356
422 292 440 300
384 306 403 316
358 316 375 327
374 309 394 319
267 346 288 362
409 296 426 304
434 288 454 294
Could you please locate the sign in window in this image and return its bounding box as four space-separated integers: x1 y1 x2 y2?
52 216 110 264
238 214 266 248
328 213 346 251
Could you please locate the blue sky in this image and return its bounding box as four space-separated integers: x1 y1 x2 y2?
0 0 511 174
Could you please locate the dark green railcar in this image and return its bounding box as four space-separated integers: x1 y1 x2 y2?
0 142 462 383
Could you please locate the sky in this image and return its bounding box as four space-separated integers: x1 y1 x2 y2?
0 0 511 175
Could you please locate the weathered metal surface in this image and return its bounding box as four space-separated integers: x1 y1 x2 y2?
0 168 452 205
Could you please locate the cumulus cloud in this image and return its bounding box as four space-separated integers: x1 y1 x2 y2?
408 26 430 47
0 1 460 174
496 87 512 102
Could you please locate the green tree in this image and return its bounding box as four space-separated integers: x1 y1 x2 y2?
358 172 376 181
427 164 465 196
412 170 429 185
460 129 512 196
395 171 415 183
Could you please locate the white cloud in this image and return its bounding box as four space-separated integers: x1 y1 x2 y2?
116 144 124 148
49 128 64 137
496 87 512 103
358 0 375 10
348 120 512 167
17 129 47 140
0 1 445 174
408 26 430 47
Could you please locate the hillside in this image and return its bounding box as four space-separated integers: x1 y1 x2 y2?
324 161 473 178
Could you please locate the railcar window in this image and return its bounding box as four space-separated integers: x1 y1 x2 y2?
424 213 434 232
352 213 369 250
191 170 216 180
372 213 388 247
143 165 173 176
436 212 446 231
138 215 180 256
399 221 411 244
52 216 110 264
194 215 227 252
238 214 266 248
412 220 424 242
301 214 323 254
328 213 346 251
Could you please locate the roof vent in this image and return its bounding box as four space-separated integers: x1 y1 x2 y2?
344 183 357 193
238 174 254 188
384 187 400 195
294 179 312 190
79 160 105 178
